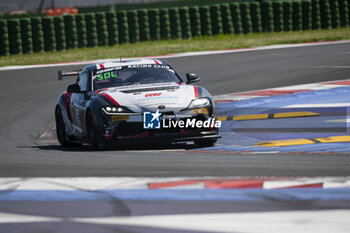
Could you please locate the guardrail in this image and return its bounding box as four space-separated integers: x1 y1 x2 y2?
0 0 349 56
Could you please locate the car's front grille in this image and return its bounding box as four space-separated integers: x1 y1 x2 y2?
114 115 211 138
115 122 143 136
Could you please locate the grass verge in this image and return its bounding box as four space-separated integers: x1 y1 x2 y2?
1 27 350 67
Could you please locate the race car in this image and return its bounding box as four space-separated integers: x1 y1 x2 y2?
55 59 220 150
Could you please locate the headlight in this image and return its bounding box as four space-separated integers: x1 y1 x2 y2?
187 98 211 109
102 106 132 114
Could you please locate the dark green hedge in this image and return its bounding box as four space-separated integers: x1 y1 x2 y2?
221 4 234 34
96 13 109 46
64 15 78 49
117 11 129 43
160 9 171 39
283 1 293 31
76 14 87 48
127 11 140 43
20 18 33 54
0 0 348 56
292 1 302 31
106 12 118 46
148 9 160 40
251 2 262 33
8 19 22 54
330 0 340 28
199 6 212 36
189 7 201 37
230 3 243 34
0 20 9 56
302 1 312 30
179 7 192 38
273 2 284 32
261 1 274 32
42 17 56 51
240 3 252 34
348 0 350 25
320 0 332 29
138 10 150 41
169 8 182 39
53 16 66 51
31 17 44 52
210 5 223 35
85 14 98 47
339 0 349 27
311 0 321 29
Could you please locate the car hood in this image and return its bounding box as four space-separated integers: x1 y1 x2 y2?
96 82 197 112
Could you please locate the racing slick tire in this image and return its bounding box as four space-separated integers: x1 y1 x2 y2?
87 113 103 150
194 138 217 147
55 108 81 147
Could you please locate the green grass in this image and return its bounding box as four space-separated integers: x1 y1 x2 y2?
1 27 350 67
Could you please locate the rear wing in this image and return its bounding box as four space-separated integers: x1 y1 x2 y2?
57 70 81 80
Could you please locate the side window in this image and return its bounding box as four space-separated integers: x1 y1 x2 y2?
79 71 90 92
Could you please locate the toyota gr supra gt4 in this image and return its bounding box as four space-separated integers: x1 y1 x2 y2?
55 59 220 149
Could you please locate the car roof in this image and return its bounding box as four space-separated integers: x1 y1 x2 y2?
95 59 165 70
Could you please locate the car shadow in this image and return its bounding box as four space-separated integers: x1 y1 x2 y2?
28 142 199 152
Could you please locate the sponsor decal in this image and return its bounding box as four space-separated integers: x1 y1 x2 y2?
145 93 162 98
137 95 179 102
127 64 170 69
143 110 162 129
143 110 221 129
162 118 221 129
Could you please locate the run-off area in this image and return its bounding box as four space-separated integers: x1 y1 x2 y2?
1 177 350 233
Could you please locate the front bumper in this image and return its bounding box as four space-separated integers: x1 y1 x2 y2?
101 129 220 146
96 111 220 145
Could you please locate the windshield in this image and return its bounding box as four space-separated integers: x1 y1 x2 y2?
92 64 181 90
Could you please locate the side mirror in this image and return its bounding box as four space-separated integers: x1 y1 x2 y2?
186 73 200 84
67 83 82 93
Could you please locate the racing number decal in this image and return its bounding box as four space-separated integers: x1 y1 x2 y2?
97 71 118 81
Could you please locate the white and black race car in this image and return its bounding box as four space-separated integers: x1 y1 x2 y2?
55 59 220 150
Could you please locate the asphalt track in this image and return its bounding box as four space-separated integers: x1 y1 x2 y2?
1 42 350 177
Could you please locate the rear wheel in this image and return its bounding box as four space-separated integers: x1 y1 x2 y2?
194 138 217 147
56 108 82 147
87 113 102 150
55 108 70 147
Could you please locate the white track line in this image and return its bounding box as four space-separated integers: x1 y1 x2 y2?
283 103 350 108
0 213 61 224
1 40 349 71
1 210 349 233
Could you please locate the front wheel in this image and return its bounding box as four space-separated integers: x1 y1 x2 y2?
87 113 102 150
194 138 217 147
